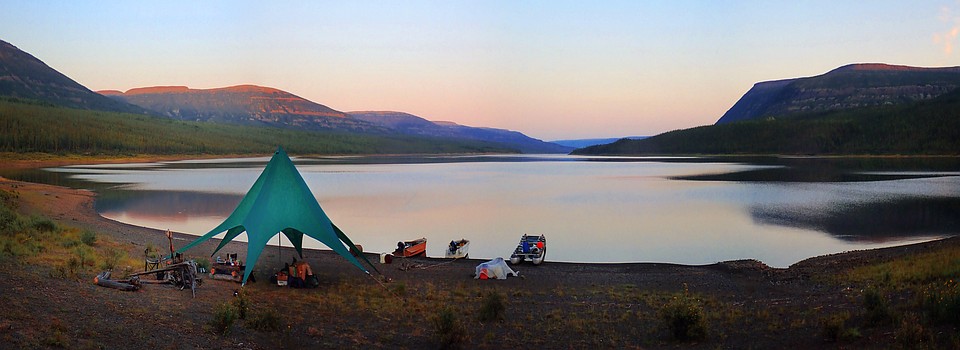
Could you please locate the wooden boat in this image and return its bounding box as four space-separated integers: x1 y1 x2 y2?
509 234 546 265
444 239 470 258
393 237 427 257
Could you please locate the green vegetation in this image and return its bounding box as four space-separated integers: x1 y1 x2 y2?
433 307 469 349
210 302 239 336
0 99 515 156
0 189 140 278
659 284 707 341
477 291 506 322
574 87 960 155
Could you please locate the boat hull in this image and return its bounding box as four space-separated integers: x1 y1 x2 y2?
394 238 427 257
445 240 470 259
509 234 546 265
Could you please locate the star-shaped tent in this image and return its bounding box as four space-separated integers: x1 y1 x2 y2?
175 147 377 285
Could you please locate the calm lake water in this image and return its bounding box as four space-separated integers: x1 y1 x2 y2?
5 155 960 267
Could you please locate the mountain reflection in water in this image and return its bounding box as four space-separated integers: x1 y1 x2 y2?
2 155 957 267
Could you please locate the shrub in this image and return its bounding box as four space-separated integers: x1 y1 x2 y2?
894 312 931 348
247 308 282 332
923 279 960 325
30 216 57 232
660 285 706 341
233 289 249 320
80 230 97 246
99 248 125 271
863 287 892 325
478 291 506 322
391 282 407 296
433 307 468 349
822 312 860 342
210 302 238 336
0 205 16 233
195 257 211 272
74 246 94 268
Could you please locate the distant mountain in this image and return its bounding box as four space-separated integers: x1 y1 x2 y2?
348 111 573 154
550 137 647 149
717 63 960 124
0 39 146 113
101 85 382 133
575 63 960 156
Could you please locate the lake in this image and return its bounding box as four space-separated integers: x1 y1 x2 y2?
4 155 959 267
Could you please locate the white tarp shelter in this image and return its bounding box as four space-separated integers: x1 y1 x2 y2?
474 257 518 280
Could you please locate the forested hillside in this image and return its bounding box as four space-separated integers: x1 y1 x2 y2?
0 99 515 156
573 87 960 155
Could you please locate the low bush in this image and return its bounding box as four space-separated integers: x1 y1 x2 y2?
660 285 706 341
233 289 249 320
433 307 468 349
863 287 893 326
923 279 960 325
31 216 57 232
822 312 860 342
210 302 238 336
478 291 505 322
80 230 97 246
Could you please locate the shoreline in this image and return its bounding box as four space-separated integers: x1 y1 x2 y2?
2 159 959 348
3 171 956 277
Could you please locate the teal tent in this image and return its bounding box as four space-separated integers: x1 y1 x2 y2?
175 147 377 285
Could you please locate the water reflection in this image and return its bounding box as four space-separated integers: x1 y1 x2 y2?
2 155 958 267
753 196 960 241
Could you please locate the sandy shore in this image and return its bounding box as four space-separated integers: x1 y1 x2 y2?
0 171 957 348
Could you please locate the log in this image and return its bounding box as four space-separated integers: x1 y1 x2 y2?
94 271 140 291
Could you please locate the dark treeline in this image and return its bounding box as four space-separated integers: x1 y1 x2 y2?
0 99 514 156
574 88 960 156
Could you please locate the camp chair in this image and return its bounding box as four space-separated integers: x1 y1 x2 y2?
144 248 161 272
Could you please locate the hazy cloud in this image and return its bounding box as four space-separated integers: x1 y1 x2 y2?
934 3 960 56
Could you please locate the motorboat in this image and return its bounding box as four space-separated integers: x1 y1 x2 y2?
509 234 546 265
393 237 427 257
445 239 470 258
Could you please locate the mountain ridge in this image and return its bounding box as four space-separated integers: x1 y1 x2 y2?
347 110 572 153
716 63 960 125
574 63 960 156
0 39 147 114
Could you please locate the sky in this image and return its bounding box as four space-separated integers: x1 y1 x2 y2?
2 1 958 140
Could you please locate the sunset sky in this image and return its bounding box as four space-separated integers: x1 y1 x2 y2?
2 1 958 140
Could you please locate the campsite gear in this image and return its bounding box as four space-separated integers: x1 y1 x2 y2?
174 147 380 285
94 271 140 291
127 260 203 297
474 257 518 280
445 239 470 259
509 234 547 265
393 238 427 257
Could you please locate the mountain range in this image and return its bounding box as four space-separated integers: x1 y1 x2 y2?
575 63 960 155
0 38 570 154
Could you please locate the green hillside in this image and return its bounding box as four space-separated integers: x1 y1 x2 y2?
573 87 960 156
0 98 515 156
